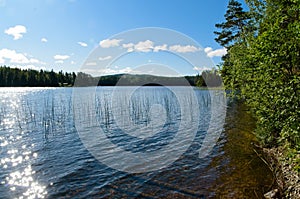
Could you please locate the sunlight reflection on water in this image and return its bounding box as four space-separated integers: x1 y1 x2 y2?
0 87 274 198
0 88 47 199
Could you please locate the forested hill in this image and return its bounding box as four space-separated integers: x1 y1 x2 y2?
75 72 221 87
0 66 223 87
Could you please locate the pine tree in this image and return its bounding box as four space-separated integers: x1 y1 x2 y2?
214 0 251 48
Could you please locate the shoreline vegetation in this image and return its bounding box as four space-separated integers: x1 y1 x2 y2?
0 65 223 87
215 0 300 198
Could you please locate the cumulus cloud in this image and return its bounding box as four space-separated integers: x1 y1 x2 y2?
134 40 154 52
122 40 154 52
0 48 41 64
120 40 201 54
153 44 168 52
119 40 203 54
122 43 134 52
41 38 48 43
122 43 134 49
4 25 27 40
204 47 227 58
169 45 200 53
204 47 213 53
53 54 70 60
99 56 112 61
78 41 88 47
99 39 122 48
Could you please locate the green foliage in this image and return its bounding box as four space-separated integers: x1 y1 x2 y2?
216 0 300 167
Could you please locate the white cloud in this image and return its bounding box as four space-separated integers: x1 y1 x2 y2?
0 49 46 71
99 39 122 48
11 65 46 71
119 67 133 73
29 58 40 63
127 48 134 52
193 66 213 72
41 38 48 43
121 40 200 53
71 61 76 65
55 60 64 64
205 47 227 58
169 45 200 53
78 41 88 47
134 40 154 52
97 67 133 75
204 47 213 53
122 40 154 52
122 43 134 48
82 67 134 76
53 54 70 60
99 56 112 61
122 43 134 52
0 48 41 64
153 44 168 52
4 25 27 40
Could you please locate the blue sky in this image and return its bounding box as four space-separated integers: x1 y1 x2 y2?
0 0 246 76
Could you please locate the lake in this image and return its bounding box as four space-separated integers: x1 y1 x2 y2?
0 87 273 198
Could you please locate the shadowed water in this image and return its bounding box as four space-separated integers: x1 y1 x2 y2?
0 87 273 198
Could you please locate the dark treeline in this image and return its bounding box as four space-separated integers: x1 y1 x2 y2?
0 65 222 87
0 66 76 87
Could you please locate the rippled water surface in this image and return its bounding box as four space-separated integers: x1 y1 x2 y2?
0 87 273 198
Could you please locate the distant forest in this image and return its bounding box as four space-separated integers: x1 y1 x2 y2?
0 66 222 87
0 66 76 87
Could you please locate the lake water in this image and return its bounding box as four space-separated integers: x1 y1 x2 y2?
0 87 273 198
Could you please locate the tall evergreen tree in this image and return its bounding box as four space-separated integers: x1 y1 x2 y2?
214 0 251 48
